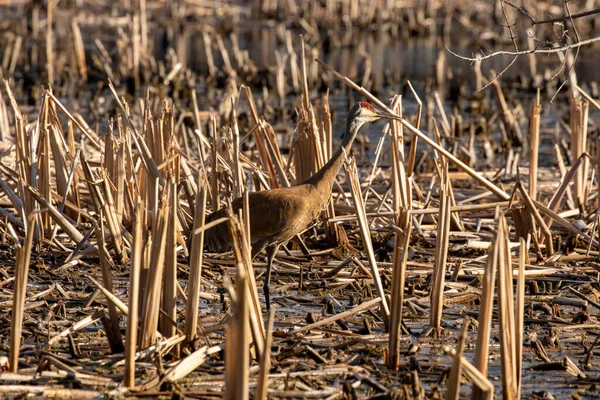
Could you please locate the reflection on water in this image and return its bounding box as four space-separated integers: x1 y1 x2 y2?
155 23 600 172
162 25 600 93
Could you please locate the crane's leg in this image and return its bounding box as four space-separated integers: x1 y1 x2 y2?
264 244 279 310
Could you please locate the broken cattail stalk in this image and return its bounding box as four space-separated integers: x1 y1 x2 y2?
85 275 128 315
490 70 522 146
446 317 470 400
125 200 143 388
497 215 517 399
71 19 87 81
47 92 102 151
224 269 250 400
26 184 92 250
184 181 208 343
344 158 390 326
95 214 123 353
255 309 275 400
260 118 290 187
163 345 222 383
542 154 587 236
9 216 35 372
80 154 126 264
517 182 553 256
161 179 179 350
139 199 170 348
471 214 500 400
45 0 54 87
226 209 265 357
431 172 451 333
406 81 423 178
570 98 589 208
292 297 382 335
389 96 409 211
446 347 495 400
388 208 411 370
529 90 541 200
108 80 162 185
515 236 527 398
230 99 244 199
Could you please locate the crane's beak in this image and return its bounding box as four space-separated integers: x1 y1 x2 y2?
375 110 404 121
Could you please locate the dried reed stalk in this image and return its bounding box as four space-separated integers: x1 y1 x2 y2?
26 185 90 249
108 81 162 185
260 118 290 187
515 236 527 398
496 215 517 399
542 153 587 235
431 172 451 333
293 98 324 184
386 93 412 369
517 182 553 256
224 269 250 400
570 98 590 208
447 348 494 400
71 19 87 80
529 90 541 199
48 124 70 215
0 89 9 142
161 179 178 350
162 345 212 383
80 155 126 264
105 119 126 227
37 94 52 237
387 208 411 370
85 275 129 313
490 71 522 145
389 96 409 210
226 208 265 356
184 180 207 343
533 197 597 246
230 100 244 198
471 214 500 400
9 216 35 372
446 317 470 400
343 159 390 325
293 297 382 335
46 92 101 150
244 101 278 188
95 214 123 353
210 130 220 211
139 198 170 348
406 81 423 178
45 0 54 87
255 309 275 400
125 200 143 387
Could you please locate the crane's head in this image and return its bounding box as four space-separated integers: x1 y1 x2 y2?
348 102 382 124
344 101 400 141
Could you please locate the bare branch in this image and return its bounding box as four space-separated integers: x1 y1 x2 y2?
504 1 600 25
446 35 600 63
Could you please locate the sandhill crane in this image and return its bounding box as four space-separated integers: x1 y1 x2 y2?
205 102 392 309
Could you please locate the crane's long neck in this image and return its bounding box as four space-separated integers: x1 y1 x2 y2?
304 117 365 207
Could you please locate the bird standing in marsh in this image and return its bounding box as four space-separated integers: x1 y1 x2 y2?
205 101 395 309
